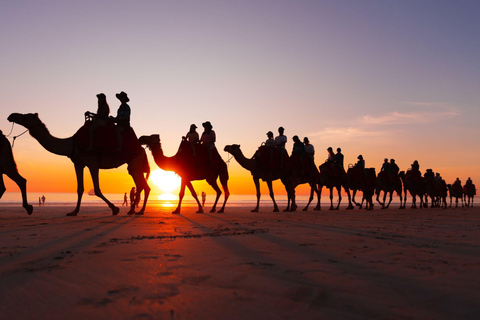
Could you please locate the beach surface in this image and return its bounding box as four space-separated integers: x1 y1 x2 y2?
0 203 479 319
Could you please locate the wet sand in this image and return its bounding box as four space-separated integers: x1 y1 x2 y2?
0 203 479 319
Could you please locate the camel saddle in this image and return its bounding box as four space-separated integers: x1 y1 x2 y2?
176 140 223 168
405 169 423 184
347 166 364 184
75 120 144 156
319 161 345 179
254 146 291 170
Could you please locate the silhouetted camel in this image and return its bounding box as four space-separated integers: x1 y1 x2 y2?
8 113 150 216
347 166 377 210
295 159 321 212
399 170 425 209
0 132 33 214
375 172 405 209
463 183 476 207
316 162 353 210
224 144 296 212
141 135 229 214
447 183 464 208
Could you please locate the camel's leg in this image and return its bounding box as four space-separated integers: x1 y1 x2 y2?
0 174 5 199
252 178 261 212
5 170 33 215
217 173 229 213
385 191 393 209
88 166 119 216
207 179 222 213
303 183 316 211
266 180 279 212
173 182 186 214
67 164 85 216
185 181 203 213
344 185 354 210
132 171 151 216
314 185 322 211
335 186 342 210
289 186 297 212
329 187 334 210
376 189 384 207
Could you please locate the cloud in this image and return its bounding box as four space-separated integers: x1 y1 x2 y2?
360 103 459 125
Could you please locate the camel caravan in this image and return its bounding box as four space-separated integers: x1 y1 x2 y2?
2 92 477 215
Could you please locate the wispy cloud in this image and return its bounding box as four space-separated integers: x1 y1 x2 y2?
360 103 459 125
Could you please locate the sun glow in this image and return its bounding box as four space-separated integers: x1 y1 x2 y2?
150 169 181 193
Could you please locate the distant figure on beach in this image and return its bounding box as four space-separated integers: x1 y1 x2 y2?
41 195 46 205
183 124 199 155
129 187 135 206
265 131 275 147
110 91 131 151
201 191 206 207
123 192 128 206
200 121 216 161
86 93 110 151
39 197 42 206
274 127 287 153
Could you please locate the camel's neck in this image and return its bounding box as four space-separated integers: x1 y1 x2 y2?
231 149 256 172
28 123 74 157
150 144 177 171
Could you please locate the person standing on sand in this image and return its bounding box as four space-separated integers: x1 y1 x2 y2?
201 191 206 207
39 197 41 206
41 195 46 205
122 192 128 206
129 187 135 206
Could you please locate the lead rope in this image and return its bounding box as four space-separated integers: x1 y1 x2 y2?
5 122 29 148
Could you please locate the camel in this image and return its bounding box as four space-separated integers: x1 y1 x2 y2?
399 170 425 209
447 183 464 208
347 166 377 210
224 144 296 212
141 134 229 214
463 183 476 207
316 162 353 210
375 171 405 209
8 113 150 216
0 131 33 214
295 158 321 212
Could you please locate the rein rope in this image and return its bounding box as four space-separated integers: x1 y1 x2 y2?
5 122 29 148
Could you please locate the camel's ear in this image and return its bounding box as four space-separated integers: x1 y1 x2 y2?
34 113 39 118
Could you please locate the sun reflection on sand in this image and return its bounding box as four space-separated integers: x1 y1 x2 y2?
157 193 178 207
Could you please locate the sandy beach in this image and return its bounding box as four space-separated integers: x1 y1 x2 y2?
0 203 479 320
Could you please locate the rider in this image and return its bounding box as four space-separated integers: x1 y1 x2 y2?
183 124 199 155
334 148 345 175
86 93 110 151
292 135 305 175
355 155 365 170
200 121 216 162
265 131 275 147
381 158 391 183
110 91 131 152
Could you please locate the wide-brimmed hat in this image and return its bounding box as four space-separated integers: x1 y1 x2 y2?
116 91 130 102
202 121 212 128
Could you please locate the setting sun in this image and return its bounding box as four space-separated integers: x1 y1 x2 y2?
149 169 181 193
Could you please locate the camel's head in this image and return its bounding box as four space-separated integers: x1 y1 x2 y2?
224 144 240 154
139 134 160 148
8 113 42 129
